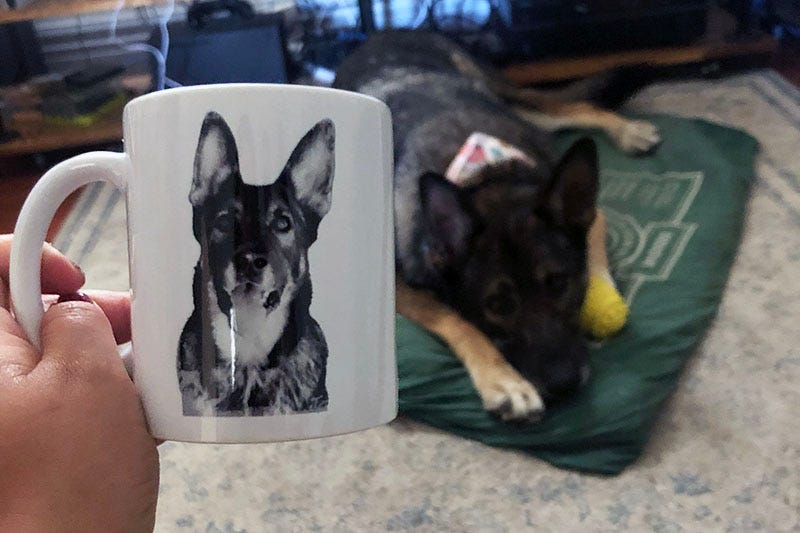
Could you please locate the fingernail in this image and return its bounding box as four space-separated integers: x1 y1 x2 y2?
70 260 84 275
56 292 93 304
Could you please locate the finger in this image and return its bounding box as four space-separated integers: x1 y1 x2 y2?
0 278 8 310
0 307 38 379
37 300 126 378
86 290 131 344
0 235 85 295
40 243 86 294
43 290 131 344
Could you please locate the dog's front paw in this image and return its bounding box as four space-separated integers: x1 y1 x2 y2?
474 363 545 423
614 119 661 155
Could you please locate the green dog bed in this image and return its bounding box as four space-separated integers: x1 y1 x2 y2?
396 114 759 475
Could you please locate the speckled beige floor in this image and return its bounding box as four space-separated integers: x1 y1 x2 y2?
56 71 800 532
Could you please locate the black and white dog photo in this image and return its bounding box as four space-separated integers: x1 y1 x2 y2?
178 111 335 416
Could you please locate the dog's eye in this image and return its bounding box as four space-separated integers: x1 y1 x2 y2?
484 283 519 317
485 279 519 318
544 273 568 294
213 213 234 233
272 214 292 233
485 293 518 317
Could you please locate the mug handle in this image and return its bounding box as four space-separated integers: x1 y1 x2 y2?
10 152 131 361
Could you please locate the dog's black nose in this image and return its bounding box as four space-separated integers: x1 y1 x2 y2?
235 252 269 274
535 340 590 403
546 372 583 400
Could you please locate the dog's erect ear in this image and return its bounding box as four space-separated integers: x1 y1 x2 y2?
285 119 335 219
189 112 240 206
420 172 474 266
542 137 598 232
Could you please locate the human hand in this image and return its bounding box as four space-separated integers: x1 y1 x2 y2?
0 235 159 532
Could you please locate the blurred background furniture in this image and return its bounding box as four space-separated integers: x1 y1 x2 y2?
0 0 795 164
0 0 171 161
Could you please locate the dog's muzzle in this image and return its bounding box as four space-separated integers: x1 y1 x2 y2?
502 332 591 403
235 251 270 280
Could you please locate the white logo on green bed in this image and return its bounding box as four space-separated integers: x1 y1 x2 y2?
600 170 703 304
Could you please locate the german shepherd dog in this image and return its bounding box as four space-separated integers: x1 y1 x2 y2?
178 111 334 416
334 31 659 422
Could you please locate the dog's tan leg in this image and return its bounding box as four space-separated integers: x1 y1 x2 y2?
447 48 660 154
396 279 545 421
515 101 660 155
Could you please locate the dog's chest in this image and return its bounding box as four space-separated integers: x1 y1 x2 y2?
231 299 290 367
185 327 324 415
225 335 324 414
207 282 292 367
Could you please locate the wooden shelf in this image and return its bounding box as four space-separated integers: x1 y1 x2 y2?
503 36 778 86
0 0 172 24
0 109 122 157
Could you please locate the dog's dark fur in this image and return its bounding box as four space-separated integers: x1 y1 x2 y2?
177 112 334 416
335 31 657 420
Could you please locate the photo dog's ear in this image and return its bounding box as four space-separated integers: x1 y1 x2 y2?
189 111 241 206
284 119 336 220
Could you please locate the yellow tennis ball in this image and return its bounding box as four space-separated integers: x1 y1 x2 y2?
580 274 629 339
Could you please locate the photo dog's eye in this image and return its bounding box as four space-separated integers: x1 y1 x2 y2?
273 214 292 232
213 212 234 233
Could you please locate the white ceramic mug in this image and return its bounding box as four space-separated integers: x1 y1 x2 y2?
10 84 397 443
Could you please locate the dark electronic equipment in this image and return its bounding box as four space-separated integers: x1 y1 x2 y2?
151 2 289 86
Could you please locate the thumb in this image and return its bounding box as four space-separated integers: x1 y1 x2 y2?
37 297 127 378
